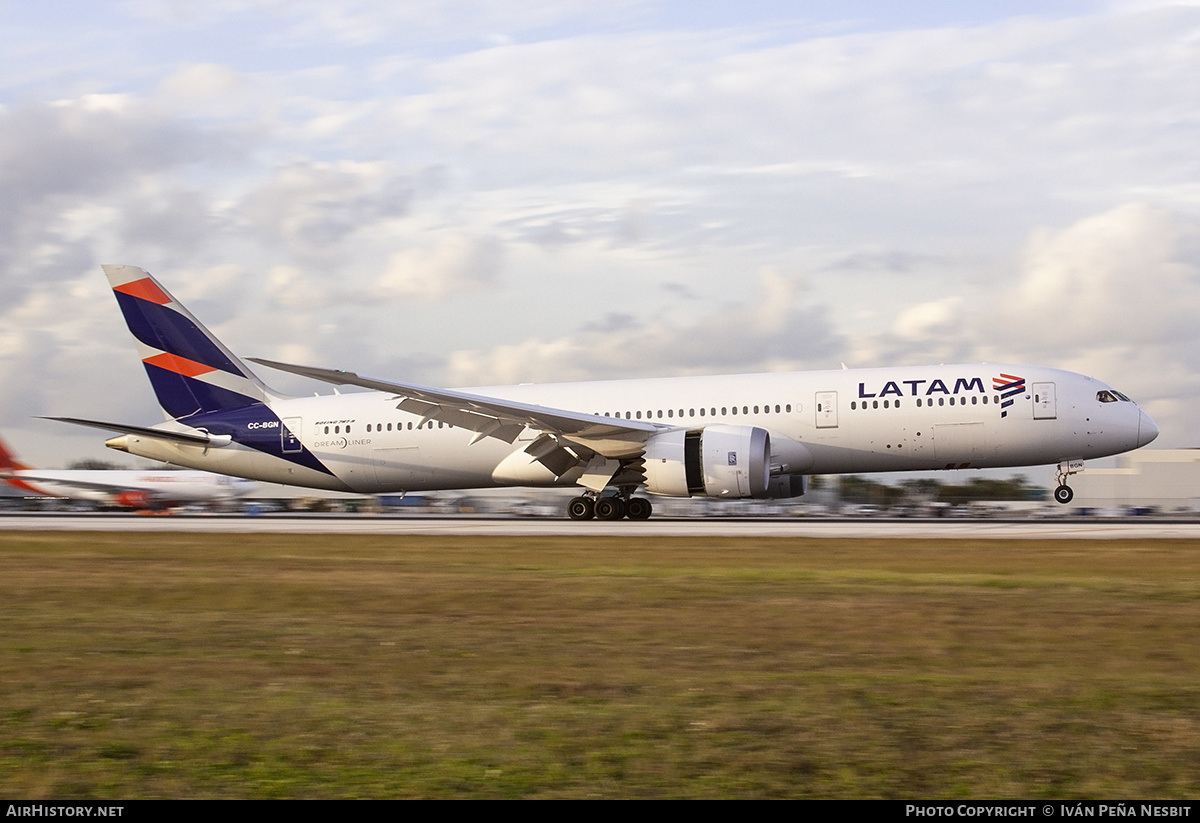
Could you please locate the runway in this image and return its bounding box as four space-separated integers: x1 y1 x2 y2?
3 512 1200 538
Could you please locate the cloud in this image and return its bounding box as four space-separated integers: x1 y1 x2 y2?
374 233 501 301
238 160 414 259
999 203 1200 353
444 267 841 385
893 297 964 341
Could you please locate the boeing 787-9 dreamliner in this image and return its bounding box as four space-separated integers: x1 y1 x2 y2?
47 265 1158 520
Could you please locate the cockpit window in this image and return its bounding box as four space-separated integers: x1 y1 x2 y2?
1114 391 1132 402
1097 391 1118 403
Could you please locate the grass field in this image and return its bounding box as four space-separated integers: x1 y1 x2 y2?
1 530 1198 798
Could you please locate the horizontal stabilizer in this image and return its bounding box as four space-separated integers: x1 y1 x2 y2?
39 417 233 448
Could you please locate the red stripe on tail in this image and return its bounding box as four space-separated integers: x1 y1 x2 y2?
143 352 217 377
113 277 172 305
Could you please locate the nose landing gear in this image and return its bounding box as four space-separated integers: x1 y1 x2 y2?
1054 459 1083 505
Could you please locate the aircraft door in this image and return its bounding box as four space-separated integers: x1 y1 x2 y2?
815 391 838 428
1032 382 1057 420
281 417 303 453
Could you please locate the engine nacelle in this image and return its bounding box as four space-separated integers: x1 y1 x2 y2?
643 425 772 499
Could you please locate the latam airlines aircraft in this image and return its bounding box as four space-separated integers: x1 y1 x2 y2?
0 433 255 509
49 265 1158 520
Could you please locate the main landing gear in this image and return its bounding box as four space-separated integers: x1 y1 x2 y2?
567 491 653 521
1054 459 1083 505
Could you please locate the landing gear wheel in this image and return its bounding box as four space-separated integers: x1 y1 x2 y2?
567 496 595 520
594 497 626 520
626 497 653 520
1054 484 1074 505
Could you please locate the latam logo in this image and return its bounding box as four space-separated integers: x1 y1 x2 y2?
856 373 1027 419
993 373 1026 418
858 377 986 398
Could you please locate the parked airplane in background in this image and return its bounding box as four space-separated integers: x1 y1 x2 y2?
0 433 255 509
47 265 1158 520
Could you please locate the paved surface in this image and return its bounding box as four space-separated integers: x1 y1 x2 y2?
3 512 1199 538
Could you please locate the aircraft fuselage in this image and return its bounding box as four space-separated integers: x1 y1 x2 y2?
107 363 1157 496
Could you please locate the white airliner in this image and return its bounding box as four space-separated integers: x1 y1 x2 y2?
47 265 1158 520
0 433 255 509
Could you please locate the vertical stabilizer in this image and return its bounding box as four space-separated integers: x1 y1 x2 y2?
0 435 30 472
103 265 277 421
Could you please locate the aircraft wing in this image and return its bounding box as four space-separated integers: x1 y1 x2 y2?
248 358 663 459
3 471 151 495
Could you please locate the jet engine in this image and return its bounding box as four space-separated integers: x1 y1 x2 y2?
642 425 772 499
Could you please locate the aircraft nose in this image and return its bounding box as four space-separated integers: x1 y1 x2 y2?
1137 409 1159 448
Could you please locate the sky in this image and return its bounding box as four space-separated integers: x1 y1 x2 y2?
2 0 1199 474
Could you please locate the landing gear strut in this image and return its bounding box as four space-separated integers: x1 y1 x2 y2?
565 491 653 521
1054 460 1082 505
